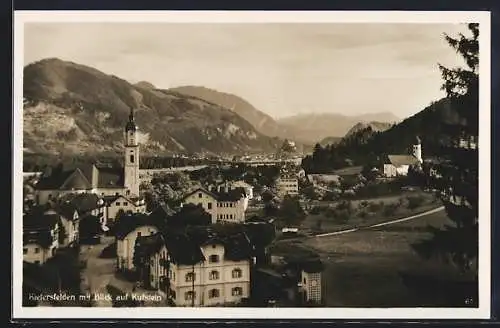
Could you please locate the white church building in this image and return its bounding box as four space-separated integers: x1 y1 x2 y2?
383 136 423 178
34 108 142 205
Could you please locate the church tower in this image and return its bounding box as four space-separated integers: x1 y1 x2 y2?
412 136 423 164
124 108 140 197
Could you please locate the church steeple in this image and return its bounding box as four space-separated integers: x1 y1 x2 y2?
124 107 140 197
125 107 137 132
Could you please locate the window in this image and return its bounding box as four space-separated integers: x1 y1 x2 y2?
232 287 243 296
185 272 196 282
130 155 135 163
116 202 121 206
23 248 27 255
124 202 128 206
34 248 40 254
303 278 306 284
209 255 219 263
209 270 220 280
137 231 142 237
207 202 212 210
230 214 233 220
184 291 196 301
208 289 220 299
198 193 202 198
232 268 242 278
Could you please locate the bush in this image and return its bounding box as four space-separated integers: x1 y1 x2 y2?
310 206 321 215
407 195 425 210
324 207 336 219
383 204 398 216
334 210 350 224
368 201 383 212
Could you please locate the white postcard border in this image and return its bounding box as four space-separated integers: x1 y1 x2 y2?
12 10 492 320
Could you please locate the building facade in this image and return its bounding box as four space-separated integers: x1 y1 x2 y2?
275 176 299 197
147 231 252 307
103 195 147 224
383 136 423 178
23 211 60 265
116 224 160 271
182 187 247 224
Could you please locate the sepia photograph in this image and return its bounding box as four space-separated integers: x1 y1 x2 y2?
12 11 491 319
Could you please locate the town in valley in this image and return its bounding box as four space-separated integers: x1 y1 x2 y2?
20 21 480 308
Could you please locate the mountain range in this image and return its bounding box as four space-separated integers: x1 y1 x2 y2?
22 58 400 156
276 112 399 143
23 58 283 156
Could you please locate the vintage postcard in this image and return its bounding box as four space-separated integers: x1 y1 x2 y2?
12 10 491 319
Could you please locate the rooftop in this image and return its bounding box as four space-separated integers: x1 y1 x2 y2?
387 155 420 166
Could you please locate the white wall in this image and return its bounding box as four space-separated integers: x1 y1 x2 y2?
216 200 246 224
23 226 59 264
60 212 79 247
183 191 217 223
106 196 146 223
148 243 251 306
117 225 159 270
301 271 322 303
276 178 299 197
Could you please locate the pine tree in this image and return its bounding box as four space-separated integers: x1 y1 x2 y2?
411 24 479 284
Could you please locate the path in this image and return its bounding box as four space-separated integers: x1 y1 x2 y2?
80 236 116 307
314 206 445 238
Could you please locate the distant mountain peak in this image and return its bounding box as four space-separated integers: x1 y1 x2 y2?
23 58 282 156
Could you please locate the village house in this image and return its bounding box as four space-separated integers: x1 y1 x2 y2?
33 108 143 205
216 180 254 200
383 136 423 178
144 227 253 307
275 174 299 197
53 202 80 247
115 213 163 271
59 193 107 225
298 260 324 304
23 210 60 265
181 186 247 224
102 194 147 224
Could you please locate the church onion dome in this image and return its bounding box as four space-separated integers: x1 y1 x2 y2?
125 108 137 132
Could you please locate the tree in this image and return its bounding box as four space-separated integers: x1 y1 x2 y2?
279 195 305 226
410 24 479 297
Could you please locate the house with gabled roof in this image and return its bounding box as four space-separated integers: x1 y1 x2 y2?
53 202 80 247
146 225 254 307
102 194 147 224
23 209 60 264
181 186 247 224
383 136 423 178
115 212 165 271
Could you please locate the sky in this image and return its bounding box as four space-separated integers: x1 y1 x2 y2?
23 22 469 119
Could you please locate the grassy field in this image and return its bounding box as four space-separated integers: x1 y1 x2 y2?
300 191 440 235
278 209 476 307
